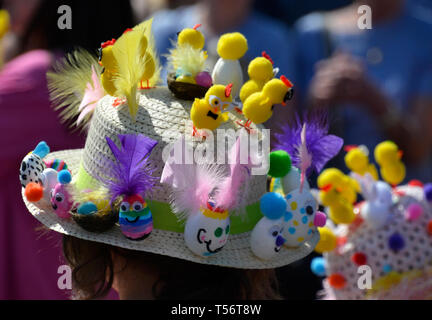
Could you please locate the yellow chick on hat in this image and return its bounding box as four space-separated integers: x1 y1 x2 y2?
374 141 406 186
344 145 378 180
190 83 233 133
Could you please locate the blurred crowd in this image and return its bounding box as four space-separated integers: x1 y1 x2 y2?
0 0 431 299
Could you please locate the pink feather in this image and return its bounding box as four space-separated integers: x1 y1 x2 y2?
298 123 312 192
77 66 104 125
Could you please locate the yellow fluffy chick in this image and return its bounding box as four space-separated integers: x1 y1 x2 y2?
374 141 406 186
315 227 337 254
242 76 293 127
212 32 248 98
344 145 378 180
99 39 117 96
178 24 205 50
317 168 357 224
239 53 275 103
190 84 233 131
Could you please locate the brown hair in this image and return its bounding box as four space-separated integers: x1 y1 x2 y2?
62 235 281 300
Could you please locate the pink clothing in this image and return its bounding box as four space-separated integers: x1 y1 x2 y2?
0 50 87 299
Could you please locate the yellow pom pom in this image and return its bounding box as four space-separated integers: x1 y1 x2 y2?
315 227 337 253
374 141 400 165
178 28 205 50
0 10 10 39
247 57 274 82
345 148 368 173
261 78 289 104
329 202 356 224
217 32 248 60
239 79 263 103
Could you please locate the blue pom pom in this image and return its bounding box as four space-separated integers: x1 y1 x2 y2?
33 141 50 158
424 183 432 202
311 257 326 277
260 192 286 220
58 170 71 184
77 202 98 215
382 264 392 274
388 233 405 252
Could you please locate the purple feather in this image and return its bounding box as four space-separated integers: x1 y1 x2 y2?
103 134 157 202
274 111 343 176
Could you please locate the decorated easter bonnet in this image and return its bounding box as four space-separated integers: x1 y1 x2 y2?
20 18 341 269
310 142 432 299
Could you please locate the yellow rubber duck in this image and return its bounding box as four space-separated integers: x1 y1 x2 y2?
374 141 406 186
241 76 294 128
239 52 275 104
344 145 378 180
190 84 233 132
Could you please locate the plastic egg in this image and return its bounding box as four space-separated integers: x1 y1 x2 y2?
176 75 196 84
195 71 212 88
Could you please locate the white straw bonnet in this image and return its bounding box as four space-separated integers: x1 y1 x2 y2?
23 87 319 269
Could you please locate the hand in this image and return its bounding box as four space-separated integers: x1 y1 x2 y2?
308 52 378 109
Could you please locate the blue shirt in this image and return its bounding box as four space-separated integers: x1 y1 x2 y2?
291 9 432 181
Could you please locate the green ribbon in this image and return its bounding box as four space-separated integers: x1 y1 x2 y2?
75 163 263 234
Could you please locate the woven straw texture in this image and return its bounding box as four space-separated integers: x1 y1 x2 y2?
22 88 319 269
323 185 432 299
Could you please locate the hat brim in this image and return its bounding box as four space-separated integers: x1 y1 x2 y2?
23 149 319 269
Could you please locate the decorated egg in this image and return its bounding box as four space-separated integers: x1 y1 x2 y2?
281 167 309 194
283 188 323 247
50 170 73 219
118 194 153 240
195 71 212 88
250 192 287 260
184 205 230 257
44 159 68 172
19 141 50 188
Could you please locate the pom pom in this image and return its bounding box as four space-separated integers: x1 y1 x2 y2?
58 170 71 184
405 203 423 221
427 220 432 236
24 182 43 202
311 257 326 276
268 150 291 178
351 252 367 266
388 233 405 252
408 179 423 187
77 202 98 215
313 211 327 227
315 227 337 253
424 183 432 202
33 141 50 158
382 264 393 274
216 32 248 60
328 273 346 289
260 192 286 220
195 71 212 88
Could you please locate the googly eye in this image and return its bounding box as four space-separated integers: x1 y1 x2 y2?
209 95 221 109
269 225 281 237
132 201 143 212
214 227 223 238
120 202 130 212
55 193 64 203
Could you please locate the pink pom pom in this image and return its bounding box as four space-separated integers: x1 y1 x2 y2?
314 211 327 227
195 71 212 88
405 203 423 221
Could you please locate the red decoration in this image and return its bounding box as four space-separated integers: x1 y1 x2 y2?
351 252 367 266
427 220 432 236
328 273 346 289
101 39 116 48
408 179 423 187
280 75 293 88
123 28 133 34
261 51 274 65
225 83 233 97
193 23 202 30
343 145 358 152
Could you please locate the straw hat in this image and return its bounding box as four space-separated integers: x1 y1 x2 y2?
22 87 319 269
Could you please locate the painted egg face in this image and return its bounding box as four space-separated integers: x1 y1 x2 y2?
118 194 153 240
20 153 46 188
51 183 72 219
283 189 319 247
250 216 285 260
184 208 230 257
41 168 58 202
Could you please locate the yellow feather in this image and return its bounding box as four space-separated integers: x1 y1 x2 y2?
47 48 102 129
112 28 145 119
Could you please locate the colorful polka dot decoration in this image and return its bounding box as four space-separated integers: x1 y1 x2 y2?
427 220 432 236
351 252 367 266
311 257 326 276
328 273 346 289
44 159 68 172
388 233 405 252
405 203 423 221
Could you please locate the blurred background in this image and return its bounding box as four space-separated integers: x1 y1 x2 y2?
0 0 431 299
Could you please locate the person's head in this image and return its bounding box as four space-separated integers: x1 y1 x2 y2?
63 235 281 300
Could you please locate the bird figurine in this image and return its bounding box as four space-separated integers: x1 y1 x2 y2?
241 76 294 129
100 134 158 240
190 83 233 134
212 32 248 98
239 51 276 104
374 141 406 186
344 145 378 180
166 24 211 87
